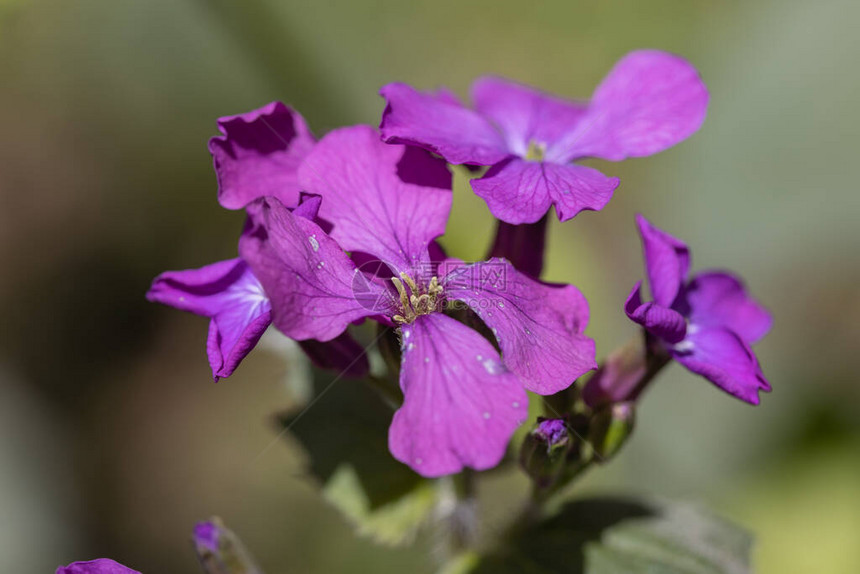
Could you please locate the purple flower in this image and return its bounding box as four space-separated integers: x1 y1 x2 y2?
240 125 596 477
379 50 709 225
56 559 140 574
150 100 372 379
209 101 315 210
625 215 772 404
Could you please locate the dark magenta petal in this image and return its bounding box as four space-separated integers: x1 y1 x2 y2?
486 216 548 279
147 258 271 381
624 281 687 344
548 50 709 163
472 76 588 156
56 559 140 574
379 83 510 166
443 258 597 394
299 125 452 273
389 313 528 477
472 158 618 224
635 214 690 308
297 332 370 378
684 271 772 345
239 197 391 342
209 102 315 210
671 326 770 405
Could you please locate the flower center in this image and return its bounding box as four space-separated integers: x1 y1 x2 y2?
524 140 547 162
391 272 443 324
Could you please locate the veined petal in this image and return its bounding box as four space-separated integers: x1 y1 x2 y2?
636 214 690 308
389 313 529 477
624 281 687 344
379 83 510 166
147 258 271 380
471 158 618 224
56 559 141 574
239 197 392 342
472 76 588 156
548 50 709 163
209 102 315 210
443 259 597 394
684 271 772 345
299 125 452 273
671 326 770 405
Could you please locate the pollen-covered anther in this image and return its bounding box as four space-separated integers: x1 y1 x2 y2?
392 273 443 324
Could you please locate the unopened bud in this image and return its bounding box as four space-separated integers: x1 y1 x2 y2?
193 517 262 574
520 418 572 488
588 402 636 462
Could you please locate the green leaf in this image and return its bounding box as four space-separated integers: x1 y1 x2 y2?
277 367 433 545
462 497 752 574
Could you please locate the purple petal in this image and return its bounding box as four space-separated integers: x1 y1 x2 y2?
209 102 315 210
548 50 709 163
379 83 510 166
389 313 529 477
486 216 548 279
56 559 140 574
624 281 687 344
671 326 770 405
298 125 452 273
297 332 370 377
147 258 271 380
472 158 618 224
684 271 772 345
472 76 588 156
635 214 690 308
239 197 391 341
444 259 597 394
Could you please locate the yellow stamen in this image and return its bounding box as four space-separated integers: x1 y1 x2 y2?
391 273 444 324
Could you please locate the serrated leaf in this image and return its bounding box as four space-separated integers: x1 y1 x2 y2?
277 367 434 545
461 497 752 574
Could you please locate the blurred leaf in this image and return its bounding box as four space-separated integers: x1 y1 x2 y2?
462 497 752 574
324 465 435 546
277 367 434 545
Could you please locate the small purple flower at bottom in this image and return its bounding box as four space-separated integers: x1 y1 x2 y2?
241 125 597 476
380 50 709 225
56 559 140 574
624 215 772 404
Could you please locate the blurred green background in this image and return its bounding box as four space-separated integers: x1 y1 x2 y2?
1 0 858 572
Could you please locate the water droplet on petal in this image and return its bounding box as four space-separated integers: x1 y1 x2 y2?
512 401 520 408
308 235 320 252
476 354 482 361
424 357 430 363
483 412 491 419
498 302 505 309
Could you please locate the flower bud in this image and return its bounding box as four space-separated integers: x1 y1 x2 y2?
587 402 636 462
519 418 572 488
193 517 262 574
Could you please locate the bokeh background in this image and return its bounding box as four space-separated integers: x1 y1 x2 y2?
1 0 859 572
